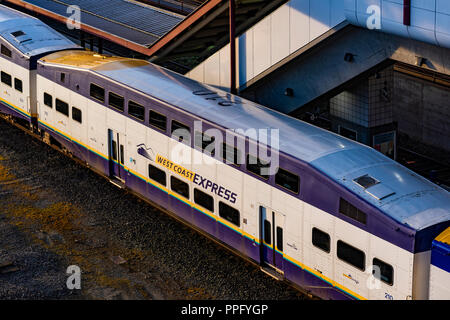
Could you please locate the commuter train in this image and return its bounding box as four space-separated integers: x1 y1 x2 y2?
0 5 449 300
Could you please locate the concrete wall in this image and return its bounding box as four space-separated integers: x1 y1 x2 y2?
393 72 450 151
187 0 346 91
345 0 450 49
239 25 450 114
330 67 394 128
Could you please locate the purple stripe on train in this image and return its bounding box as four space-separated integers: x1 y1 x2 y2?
40 124 356 299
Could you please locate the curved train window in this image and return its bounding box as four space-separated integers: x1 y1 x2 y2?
275 168 299 194
247 154 270 179
1 71 12 86
312 228 330 253
170 176 189 199
171 120 191 145
90 83 105 103
149 110 166 131
219 202 240 227
222 143 241 166
337 240 365 271
128 100 145 121
373 258 394 286
339 198 367 225
108 92 124 112
149 164 166 186
55 99 69 117
44 93 52 108
195 131 215 156
194 189 214 212
14 78 22 93
72 107 82 123
1 44 11 58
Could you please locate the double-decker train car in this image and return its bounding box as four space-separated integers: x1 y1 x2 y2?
0 5 448 300
429 227 450 299
0 5 79 126
34 49 450 300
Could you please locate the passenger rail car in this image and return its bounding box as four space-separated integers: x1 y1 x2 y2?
430 227 450 299
0 5 79 126
0 5 449 300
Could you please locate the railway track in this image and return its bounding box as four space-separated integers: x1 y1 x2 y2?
397 147 450 191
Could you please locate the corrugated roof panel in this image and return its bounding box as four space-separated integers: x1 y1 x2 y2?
21 0 182 46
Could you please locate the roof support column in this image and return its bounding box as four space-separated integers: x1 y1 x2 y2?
80 30 85 48
403 0 411 26
98 37 103 54
229 0 236 94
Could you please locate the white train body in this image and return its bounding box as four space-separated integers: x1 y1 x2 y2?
0 5 448 300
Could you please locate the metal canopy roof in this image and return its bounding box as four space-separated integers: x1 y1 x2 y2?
5 0 289 72
148 0 289 71
4 0 183 52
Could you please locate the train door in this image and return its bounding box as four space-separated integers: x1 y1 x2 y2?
310 225 333 282
260 206 285 272
13 73 27 115
108 129 126 182
70 93 87 148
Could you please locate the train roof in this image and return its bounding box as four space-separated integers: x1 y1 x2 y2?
431 227 450 272
39 50 450 232
0 5 78 57
435 227 450 246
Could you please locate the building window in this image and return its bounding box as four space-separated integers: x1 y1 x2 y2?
148 164 166 186
312 228 330 253
1 44 11 58
373 258 394 286
149 110 166 131
222 143 240 166
1 71 12 86
219 202 240 227
44 93 52 108
247 154 270 179
194 189 214 212
337 240 365 271
60 72 66 83
171 120 191 145
90 83 105 102
108 92 124 112
170 176 189 199
339 198 367 225
128 100 145 121
14 78 22 93
275 168 299 194
72 107 82 123
55 99 69 117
